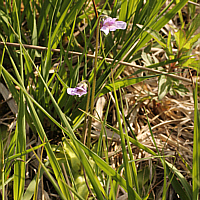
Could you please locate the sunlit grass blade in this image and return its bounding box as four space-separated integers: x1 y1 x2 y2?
166 161 192 200
0 127 5 200
98 75 158 97
111 71 140 199
118 0 127 21
23 168 45 200
13 1 26 199
119 89 139 194
192 77 200 199
145 110 167 199
30 146 69 200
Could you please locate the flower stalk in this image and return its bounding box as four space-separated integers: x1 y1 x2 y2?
87 17 101 149
80 80 90 144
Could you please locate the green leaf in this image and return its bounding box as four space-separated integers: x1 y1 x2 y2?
187 13 200 38
174 29 187 51
158 75 172 100
183 33 200 52
119 0 127 21
13 1 26 199
192 81 200 199
166 161 192 200
99 75 158 97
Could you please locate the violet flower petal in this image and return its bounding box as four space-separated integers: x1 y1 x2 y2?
103 17 116 24
115 21 127 30
75 87 87 97
100 17 126 35
100 26 110 35
67 88 77 96
67 86 87 97
108 25 117 32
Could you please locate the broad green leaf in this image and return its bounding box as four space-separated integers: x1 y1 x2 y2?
174 29 186 51
158 75 172 100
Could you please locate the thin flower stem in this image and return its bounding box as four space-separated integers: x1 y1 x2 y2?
87 17 101 149
92 0 98 19
81 80 90 144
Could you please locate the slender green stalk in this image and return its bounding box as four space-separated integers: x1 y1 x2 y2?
81 80 90 175
87 16 101 149
0 133 4 200
81 80 91 144
0 42 5 200
33 142 44 200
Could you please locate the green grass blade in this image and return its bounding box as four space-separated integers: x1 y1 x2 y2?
111 71 140 199
192 78 200 199
0 127 5 200
13 1 26 199
51 0 73 47
98 75 158 97
6 143 46 163
119 89 139 194
166 161 192 200
23 164 45 200
119 0 127 21
31 147 68 200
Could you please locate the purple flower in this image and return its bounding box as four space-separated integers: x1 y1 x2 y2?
100 17 127 35
67 82 87 97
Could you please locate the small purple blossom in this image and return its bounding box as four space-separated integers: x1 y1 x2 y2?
67 82 87 97
100 17 127 35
